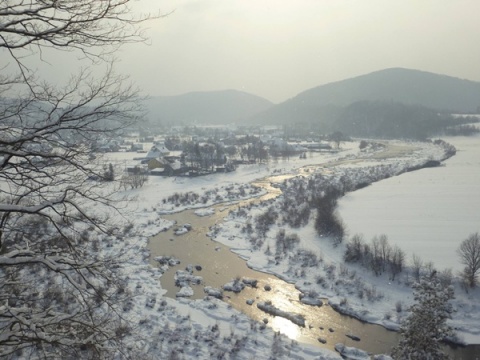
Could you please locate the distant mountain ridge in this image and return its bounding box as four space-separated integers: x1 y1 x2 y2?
144 69 480 133
294 68 480 110
251 68 480 125
145 89 273 125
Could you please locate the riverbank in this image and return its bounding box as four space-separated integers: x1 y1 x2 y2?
204 139 480 350
101 142 373 359
97 139 478 358
208 140 480 343
338 134 480 344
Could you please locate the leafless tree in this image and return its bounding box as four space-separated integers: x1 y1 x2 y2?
378 234 391 273
370 236 383 276
389 245 405 281
121 167 148 189
438 268 453 287
458 232 480 288
411 254 423 282
0 1 158 358
344 234 364 263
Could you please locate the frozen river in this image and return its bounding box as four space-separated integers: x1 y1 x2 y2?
338 134 480 272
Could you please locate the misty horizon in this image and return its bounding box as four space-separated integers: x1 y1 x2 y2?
146 67 480 104
2 1 479 103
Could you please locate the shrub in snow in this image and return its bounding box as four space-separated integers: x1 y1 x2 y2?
395 301 403 313
203 286 223 299
364 285 382 302
154 256 181 267
275 229 300 256
255 206 278 238
280 197 311 228
176 286 194 298
315 275 326 287
411 254 423 282
291 248 320 268
344 234 405 280
146 297 157 309
241 222 253 234
174 270 202 287
344 234 366 263
438 268 453 287
223 277 245 293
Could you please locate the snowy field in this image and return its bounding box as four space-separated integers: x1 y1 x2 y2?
96 138 479 359
338 134 480 273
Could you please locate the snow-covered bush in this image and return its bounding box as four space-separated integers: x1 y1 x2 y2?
255 206 278 238
344 234 405 279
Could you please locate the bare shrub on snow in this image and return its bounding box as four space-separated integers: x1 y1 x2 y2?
344 234 405 280
255 206 278 238
275 230 300 256
290 248 320 268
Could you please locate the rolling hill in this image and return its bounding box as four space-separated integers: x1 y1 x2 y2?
251 68 480 125
145 89 273 125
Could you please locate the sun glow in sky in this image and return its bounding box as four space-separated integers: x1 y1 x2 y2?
118 0 480 102
6 0 480 103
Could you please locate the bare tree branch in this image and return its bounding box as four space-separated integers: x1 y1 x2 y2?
0 0 159 357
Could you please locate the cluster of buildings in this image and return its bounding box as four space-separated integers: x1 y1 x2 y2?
98 126 336 178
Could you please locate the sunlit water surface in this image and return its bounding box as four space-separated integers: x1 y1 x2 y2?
149 160 480 359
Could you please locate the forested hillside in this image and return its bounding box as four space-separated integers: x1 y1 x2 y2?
249 68 480 138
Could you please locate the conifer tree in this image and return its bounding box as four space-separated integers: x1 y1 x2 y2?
392 271 454 360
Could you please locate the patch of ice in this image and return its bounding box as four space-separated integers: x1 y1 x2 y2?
194 208 215 217
334 343 369 360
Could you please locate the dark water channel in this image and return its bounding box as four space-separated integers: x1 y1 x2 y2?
149 175 479 359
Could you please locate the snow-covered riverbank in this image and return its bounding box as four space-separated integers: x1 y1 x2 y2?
99 139 478 358
207 139 480 348
102 145 370 359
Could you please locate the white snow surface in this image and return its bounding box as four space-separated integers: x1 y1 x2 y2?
95 139 480 359
194 207 216 217
99 147 360 358
339 135 480 273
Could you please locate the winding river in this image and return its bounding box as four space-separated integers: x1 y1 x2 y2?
148 150 479 359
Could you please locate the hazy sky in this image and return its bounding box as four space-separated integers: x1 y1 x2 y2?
7 1 480 103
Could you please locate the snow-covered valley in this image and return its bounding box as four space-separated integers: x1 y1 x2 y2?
100 137 480 359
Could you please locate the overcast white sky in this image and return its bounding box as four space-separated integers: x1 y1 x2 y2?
9 0 480 104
